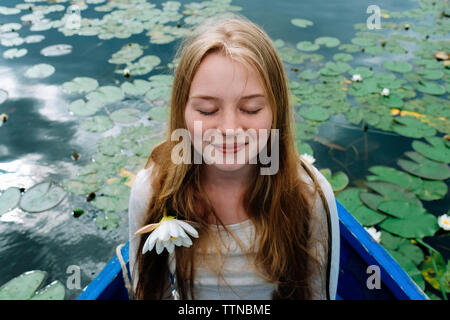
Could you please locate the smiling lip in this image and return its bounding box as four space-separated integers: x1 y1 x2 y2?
213 142 248 154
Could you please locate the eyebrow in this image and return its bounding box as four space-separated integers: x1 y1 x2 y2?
188 94 266 101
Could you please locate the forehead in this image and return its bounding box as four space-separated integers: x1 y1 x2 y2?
188 52 266 100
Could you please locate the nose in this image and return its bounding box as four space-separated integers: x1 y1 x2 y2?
217 106 242 136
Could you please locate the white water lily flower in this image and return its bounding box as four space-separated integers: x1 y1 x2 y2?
300 153 316 165
381 88 390 96
365 226 381 243
351 74 363 82
438 214 450 231
136 216 199 254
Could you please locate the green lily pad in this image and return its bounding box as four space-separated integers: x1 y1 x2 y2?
24 63 55 79
377 200 427 219
30 281 65 300
379 214 439 239
315 37 340 48
413 81 446 95
359 191 385 211
364 181 422 207
0 187 21 216
352 205 387 226
80 115 114 133
298 69 319 80
383 60 413 73
412 136 450 163
0 271 46 300
40 44 72 57
351 37 377 47
19 182 67 213
397 151 450 180
97 136 122 156
110 108 140 123
367 166 423 193
319 169 349 192
333 53 353 62
291 18 313 28
392 116 436 138
62 77 99 94
108 43 143 64
69 99 104 116
414 179 448 201
336 188 386 226
299 106 330 121
86 86 125 104
95 211 120 230
380 94 404 108
296 41 320 52
116 55 161 76
296 140 314 156
121 80 152 96
417 69 443 81
3 48 27 59
147 106 170 122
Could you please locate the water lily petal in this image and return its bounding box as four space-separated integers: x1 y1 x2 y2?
176 220 199 238
135 223 159 235
165 241 175 254
156 239 164 254
159 221 171 241
143 231 158 253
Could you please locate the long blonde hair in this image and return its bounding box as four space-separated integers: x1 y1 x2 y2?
135 13 320 299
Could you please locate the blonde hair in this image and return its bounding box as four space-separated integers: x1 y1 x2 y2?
135 13 319 299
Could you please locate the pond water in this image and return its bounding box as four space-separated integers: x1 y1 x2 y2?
0 0 448 300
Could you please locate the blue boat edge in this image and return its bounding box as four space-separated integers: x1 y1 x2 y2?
77 200 429 300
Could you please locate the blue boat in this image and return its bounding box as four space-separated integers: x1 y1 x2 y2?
77 201 428 300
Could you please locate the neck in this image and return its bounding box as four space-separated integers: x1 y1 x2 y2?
200 164 256 225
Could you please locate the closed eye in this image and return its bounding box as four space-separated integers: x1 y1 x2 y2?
198 110 217 116
242 108 262 114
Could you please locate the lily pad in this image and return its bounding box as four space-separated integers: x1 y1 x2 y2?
364 181 422 208
420 252 450 293
30 281 65 300
388 250 425 290
319 169 349 192
116 55 161 76
336 188 386 226
315 37 340 48
359 191 384 211
62 77 99 94
108 43 143 64
414 179 448 201
412 136 450 163
291 18 313 28
0 187 21 216
121 80 152 96
19 182 67 213
367 165 423 193
392 116 436 138
383 61 413 73
0 271 46 300
95 211 120 230
40 44 72 57
413 81 446 95
110 108 140 123
147 106 170 122
69 99 104 116
299 106 330 121
299 69 319 80
399 151 450 180
86 86 124 104
377 200 427 219
3 48 27 59
379 214 439 239
296 41 319 52
24 64 55 79
80 115 114 132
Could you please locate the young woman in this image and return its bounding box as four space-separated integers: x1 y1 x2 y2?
128 14 339 300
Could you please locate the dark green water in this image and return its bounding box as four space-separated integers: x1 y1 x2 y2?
0 0 448 300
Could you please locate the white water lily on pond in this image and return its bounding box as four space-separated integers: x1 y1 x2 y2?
364 227 381 243
381 88 390 96
300 153 316 165
437 214 450 231
351 74 362 82
136 216 199 254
